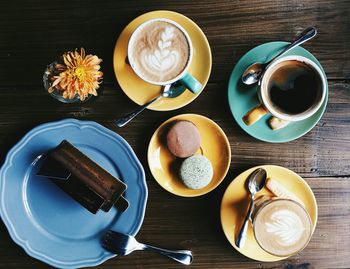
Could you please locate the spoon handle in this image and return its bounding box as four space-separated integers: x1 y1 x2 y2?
235 195 255 248
270 27 317 63
141 243 193 265
115 95 162 127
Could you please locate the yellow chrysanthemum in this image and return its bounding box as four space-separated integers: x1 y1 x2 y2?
49 48 103 101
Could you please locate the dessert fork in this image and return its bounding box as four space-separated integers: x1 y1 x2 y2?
102 230 193 265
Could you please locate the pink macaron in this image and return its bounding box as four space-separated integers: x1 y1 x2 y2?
166 120 201 158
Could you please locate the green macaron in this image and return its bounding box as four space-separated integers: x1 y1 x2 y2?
179 155 213 189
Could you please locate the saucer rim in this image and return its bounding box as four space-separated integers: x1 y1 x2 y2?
220 164 318 262
147 113 231 197
113 10 212 111
227 41 328 143
0 118 148 269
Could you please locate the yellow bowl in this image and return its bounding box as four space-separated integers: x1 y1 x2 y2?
220 165 318 262
148 114 231 197
113 10 212 111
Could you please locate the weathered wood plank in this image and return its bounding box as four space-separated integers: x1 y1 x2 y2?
0 81 348 178
0 0 348 86
0 177 349 268
0 1 349 268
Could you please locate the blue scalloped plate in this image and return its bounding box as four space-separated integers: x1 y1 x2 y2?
0 119 148 268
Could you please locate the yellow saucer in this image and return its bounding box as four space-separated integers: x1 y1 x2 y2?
148 114 231 197
220 165 317 262
113 11 212 111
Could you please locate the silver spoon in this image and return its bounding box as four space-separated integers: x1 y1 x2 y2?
102 230 193 265
115 83 186 127
241 27 317 85
235 168 267 248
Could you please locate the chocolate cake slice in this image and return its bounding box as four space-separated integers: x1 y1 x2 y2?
38 140 128 214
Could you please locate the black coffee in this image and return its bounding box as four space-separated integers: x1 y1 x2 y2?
267 60 321 115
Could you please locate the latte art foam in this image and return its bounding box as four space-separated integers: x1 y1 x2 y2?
129 20 190 83
254 199 312 257
265 209 305 246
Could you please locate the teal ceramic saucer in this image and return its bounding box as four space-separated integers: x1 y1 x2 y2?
228 41 328 143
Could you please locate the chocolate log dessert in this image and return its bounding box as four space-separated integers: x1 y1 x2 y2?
38 140 127 214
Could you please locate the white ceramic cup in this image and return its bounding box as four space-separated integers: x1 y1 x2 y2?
127 18 202 94
243 55 327 130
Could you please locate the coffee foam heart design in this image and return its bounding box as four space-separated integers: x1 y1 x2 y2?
265 209 305 246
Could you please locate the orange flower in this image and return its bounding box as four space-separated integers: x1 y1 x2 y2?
49 48 103 101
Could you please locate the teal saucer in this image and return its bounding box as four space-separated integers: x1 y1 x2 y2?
228 41 328 143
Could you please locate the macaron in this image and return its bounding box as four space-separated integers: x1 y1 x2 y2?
166 120 201 158
179 155 213 189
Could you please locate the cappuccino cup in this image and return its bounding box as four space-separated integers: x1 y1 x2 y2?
242 55 327 130
127 18 202 94
252 197 313 257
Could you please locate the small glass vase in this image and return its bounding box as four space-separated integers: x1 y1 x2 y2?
43 61 92 103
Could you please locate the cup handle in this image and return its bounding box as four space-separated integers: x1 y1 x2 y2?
179 73 202 94
268 117 290 130
242 104 268 126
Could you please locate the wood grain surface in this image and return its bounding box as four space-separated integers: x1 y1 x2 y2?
0 0 349 268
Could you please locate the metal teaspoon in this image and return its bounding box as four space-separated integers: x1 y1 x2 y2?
241 27 317 85
235 168 267 248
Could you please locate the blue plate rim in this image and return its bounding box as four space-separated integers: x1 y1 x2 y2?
0 118 148 268
227 41 328 143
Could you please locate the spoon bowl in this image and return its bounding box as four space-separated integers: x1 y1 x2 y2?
163 82 187 98
242 63 265 85
248 168 267 194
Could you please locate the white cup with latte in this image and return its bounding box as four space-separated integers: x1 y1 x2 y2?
127 18 202 93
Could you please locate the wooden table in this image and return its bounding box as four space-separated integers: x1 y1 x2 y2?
0 1 349 268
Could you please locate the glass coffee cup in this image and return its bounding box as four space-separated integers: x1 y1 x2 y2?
252 196 313 257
